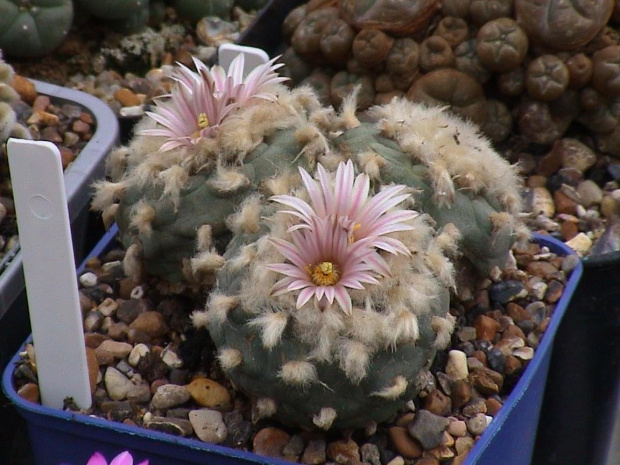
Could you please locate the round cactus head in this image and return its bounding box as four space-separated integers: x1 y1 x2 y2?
194 159 459 430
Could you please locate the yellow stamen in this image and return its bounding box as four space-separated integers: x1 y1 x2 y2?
348 223 362 244
197 113 209 129
310 261 340 286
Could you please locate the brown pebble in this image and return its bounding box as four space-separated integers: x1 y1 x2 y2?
79 111 94 125
32 95 50 112
560 221 579 241
327 439 360 464
472 350 487 366
503 324 526 340
504 354 523 376
85 347 100 394
28 110 59 126
423 389 452 416
545 280 564 303
485 398 503 417
72 120 91 136
469 369 501 396
95 348 114 366
301 438 327 465
451 379 473 408
129 311 168 338
553 190 577 215
525 261 558 279
253 427 291 459
114 88 142 107
12 74 37 104
506 303 533 323
17 382 40 403
395 412 416 427
388 426 423 459
474 315 500 341
59 146 76 169
150 378 169 395
84 332 107 349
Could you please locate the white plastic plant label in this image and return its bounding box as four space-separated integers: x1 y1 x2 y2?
7 138 92 409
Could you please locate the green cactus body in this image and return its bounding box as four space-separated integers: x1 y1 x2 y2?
115 126 310 282
199 196 455 430
172 0 235 22
74 0 145 20
0 0 73 58
332 121 517 276
234 0 269 11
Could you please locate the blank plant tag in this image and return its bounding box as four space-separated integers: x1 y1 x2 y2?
7 138 92 410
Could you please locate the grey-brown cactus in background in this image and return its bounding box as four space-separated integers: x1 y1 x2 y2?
280 0 620 155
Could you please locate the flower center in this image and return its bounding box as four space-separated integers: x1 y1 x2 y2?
197 112 209 129
310 261 340 286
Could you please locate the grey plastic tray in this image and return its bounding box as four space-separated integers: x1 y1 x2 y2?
0 79 119 319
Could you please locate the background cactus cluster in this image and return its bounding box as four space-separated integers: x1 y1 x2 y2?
280 0 620 156
93 54 529 429
0 0 270 58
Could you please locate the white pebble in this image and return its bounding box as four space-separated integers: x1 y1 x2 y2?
446 350 469 380
565 232 593 256
161 345 184 369
513 346 535 361
128 343 150 367
79 272 98 287
130 285 145 299
104 366 133 401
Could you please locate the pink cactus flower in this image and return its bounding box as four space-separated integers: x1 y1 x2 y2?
271 160 417 255
267 161 417 314
141 53 286 152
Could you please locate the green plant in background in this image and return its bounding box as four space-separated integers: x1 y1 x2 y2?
172 0 235 22
0 0 263 57
0 53 31 140
74 0 153 33
92 52 529 430
0 0 74 58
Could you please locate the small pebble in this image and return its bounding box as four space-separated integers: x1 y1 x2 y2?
186 378 232 410
79 272 98 287
104 366 134 401
253 427 290 459
189 409 228 444
151 384 191 410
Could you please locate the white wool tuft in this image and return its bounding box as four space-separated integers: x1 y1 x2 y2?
254 398 277 420
338 339 370 383
313 407 337 430
226 194 262 235
217 348 243 371
129 200 156 237
196 225 213 252
370 375 408 399
432 313 457 349
248 312 289 349
190 250 226 275
278 360 318 388
208 164 250 193
204 293 239 329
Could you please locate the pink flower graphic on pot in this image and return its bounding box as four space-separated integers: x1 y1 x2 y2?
61 450 148 465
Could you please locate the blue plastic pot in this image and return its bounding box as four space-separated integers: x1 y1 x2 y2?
1 231 582 465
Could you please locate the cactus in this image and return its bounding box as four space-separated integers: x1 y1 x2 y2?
93 55 528 430
74 0 153 33
0 0 74 58
172 0 235 22
234 0 269 12
194 160 457 430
